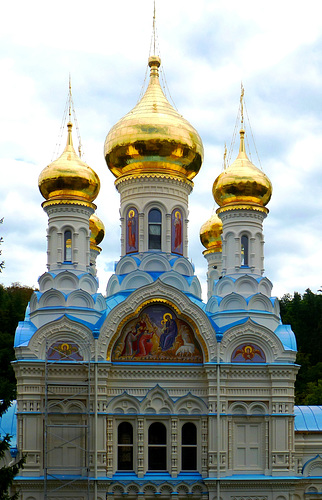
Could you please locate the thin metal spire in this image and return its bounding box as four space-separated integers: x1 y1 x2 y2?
240 82 245 127
153 0 156 55
68 74 72 122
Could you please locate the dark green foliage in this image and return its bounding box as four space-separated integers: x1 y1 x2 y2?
0 283 33 498
0 433 25 500
280 289 322 404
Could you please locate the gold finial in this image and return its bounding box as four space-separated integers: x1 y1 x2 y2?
240 83 245 127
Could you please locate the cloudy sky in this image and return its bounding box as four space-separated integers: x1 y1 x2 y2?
1 0 322 300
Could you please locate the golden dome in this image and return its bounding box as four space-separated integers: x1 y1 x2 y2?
104 56 203 181
200 212 223 252
89 213 105 248
39 122 100 204
212 129 272 210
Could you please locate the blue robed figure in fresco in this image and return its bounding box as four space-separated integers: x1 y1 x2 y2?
159 313 178 351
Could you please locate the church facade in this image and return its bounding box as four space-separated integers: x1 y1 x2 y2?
8 52 322 499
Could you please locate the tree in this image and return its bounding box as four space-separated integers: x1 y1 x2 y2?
0 425 25 500
0 218 4 272
280 289 322 405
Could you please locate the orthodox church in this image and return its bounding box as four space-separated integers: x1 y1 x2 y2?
2 40 322 500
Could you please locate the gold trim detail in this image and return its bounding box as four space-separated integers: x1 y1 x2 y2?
115 172 194 187
106 297 209 362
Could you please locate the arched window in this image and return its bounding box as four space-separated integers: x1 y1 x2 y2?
241 235 249 266
117 422 133 470
64 230 72 262
148 422 167 470
181 422 197 470
148 209 162 250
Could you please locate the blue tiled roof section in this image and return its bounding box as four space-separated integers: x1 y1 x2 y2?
274 324 297 351
0 401 17 448
184 293 206 310
14 320 37 347
294 406 322 431
105 291 132 312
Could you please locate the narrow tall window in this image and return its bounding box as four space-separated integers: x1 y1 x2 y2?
241 235 249 266
64 230 72 262
181 422 197 470
117 422 133 470
148 209 162 250
148 422 167 470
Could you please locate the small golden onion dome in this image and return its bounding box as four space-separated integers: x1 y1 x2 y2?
200 212 223 252
39 122 100 203
89 213 105 247
212 129 272 209
104 56 204 181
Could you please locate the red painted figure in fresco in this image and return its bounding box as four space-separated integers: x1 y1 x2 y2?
127 209 136 249
174 210 182 249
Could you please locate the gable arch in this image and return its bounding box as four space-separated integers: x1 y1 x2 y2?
98 280 216 362
107 392 140 414
248 293 274 312
140 254 171 272
116 256 139 275
66 290 95 309
220 293 247 311
27 316 94 360
174 393 208 414
38 289 65 308
219 319 284 363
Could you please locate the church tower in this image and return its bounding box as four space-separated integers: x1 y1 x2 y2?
104 54 203 298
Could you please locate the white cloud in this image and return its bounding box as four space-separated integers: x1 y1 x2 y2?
1 0 322 299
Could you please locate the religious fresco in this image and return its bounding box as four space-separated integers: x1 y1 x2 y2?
112 304 203 363
171 208 183 255
231 343 266 363
47 341 83 361
126 207 138 253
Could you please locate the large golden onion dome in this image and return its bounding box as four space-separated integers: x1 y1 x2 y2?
212 129 272 210
104 56 204 181
89 213 105 249
39 122 100 204
200 212 223 253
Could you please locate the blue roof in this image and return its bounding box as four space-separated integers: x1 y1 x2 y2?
294 406 322 431
274 324 297 351
0 401 17 448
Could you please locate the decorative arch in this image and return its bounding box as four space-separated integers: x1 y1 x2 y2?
303 455 322 477
116 256 138 275
111 301 203 363
55 271 79 291
99 280 215 361
140 253 171 272
28 316 94 360
122 271 154 290
172 257 194 276
38 289 65 308
66 290 95 309
219 319 282 363
220 293 247 311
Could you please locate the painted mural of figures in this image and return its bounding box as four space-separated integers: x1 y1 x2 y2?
171 209 183 254
159 313 178 351
112 304 203 363
126 208 138 253
176 326 195 355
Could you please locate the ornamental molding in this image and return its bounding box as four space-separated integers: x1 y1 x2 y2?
98 280 217 361
219 319 283 363
28 316 94 359
43 202 95 215
115 172 193 191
